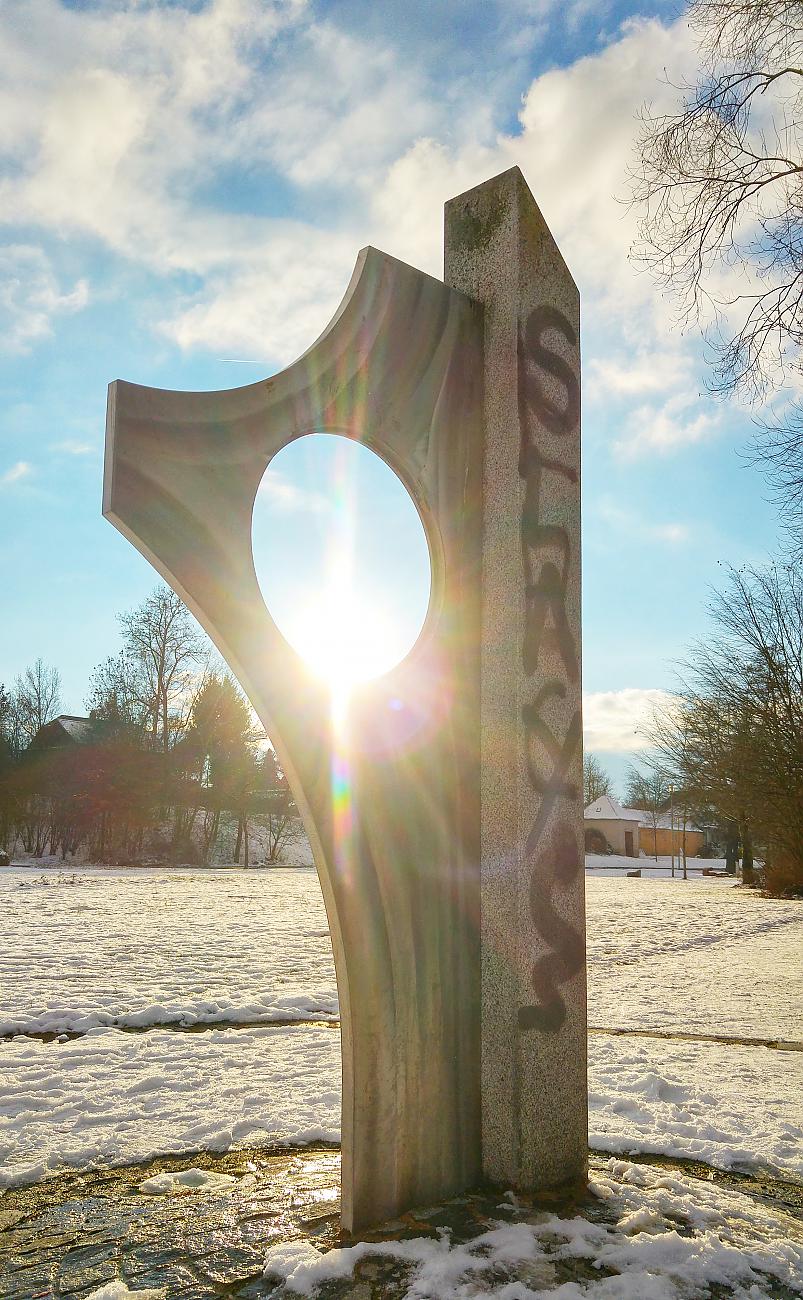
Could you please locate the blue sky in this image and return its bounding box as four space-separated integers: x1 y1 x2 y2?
0 0 782 794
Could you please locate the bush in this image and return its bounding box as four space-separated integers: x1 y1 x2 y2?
762 851 803 899
697 842 719 859
584 828 613 855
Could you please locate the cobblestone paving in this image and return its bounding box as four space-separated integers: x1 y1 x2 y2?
1 1148 801 1299
0 1147 343 1298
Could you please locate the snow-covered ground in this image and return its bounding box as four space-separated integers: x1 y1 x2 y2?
0 862 801 1195
589 1035 802 1173
585 866 802 1041
264 1160 803 1300
0 1022 341 1187
586 851 727 878
0 866 335 1037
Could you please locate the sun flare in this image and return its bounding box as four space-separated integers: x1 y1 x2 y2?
252 434 432 715
285 578 408 695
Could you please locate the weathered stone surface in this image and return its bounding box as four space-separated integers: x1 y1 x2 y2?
445 167 588 1194
3 1148 800 1298
0 1148 341 1298
104 169 586 1230
105 248 484 1232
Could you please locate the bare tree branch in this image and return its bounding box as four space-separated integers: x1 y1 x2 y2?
629 0 803 542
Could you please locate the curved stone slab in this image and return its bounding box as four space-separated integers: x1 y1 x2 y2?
104 246 485 1232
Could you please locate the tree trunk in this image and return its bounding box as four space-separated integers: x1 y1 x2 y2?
202 809 220 865
725 823 739 874
741 821 755 886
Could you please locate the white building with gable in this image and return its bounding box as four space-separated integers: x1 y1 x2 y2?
584 794 643 857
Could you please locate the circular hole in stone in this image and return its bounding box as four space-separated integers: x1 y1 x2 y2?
252 434 432 689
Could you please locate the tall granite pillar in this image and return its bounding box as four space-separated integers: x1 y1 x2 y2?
445 167 587 1192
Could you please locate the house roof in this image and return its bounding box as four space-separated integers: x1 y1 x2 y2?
584 795 642 822
32 715 112 747
55 716 100 742
644 809 707 832
584 793 706 833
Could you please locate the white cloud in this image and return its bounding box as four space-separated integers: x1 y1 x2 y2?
233 20 436 191
0 0 310 272
588 349 695 399
614 395 722 459
651 521 690 545
597 498 692 547
0 0 714 399
508 18 699 310
0 244 88 352
1 461 33 487
51 440 94 455
583 687 672 752
0 0 481 360
254 467 327 514
160 225 358 365
368 17 700 310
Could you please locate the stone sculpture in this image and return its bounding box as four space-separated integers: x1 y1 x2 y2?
104 167 586 1233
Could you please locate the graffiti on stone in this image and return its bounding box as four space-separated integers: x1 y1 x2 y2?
517 303 583 1035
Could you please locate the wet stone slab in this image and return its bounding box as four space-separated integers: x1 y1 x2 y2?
0 1146 342 1298
1 1148 801 1298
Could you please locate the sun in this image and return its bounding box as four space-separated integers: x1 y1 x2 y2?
251 434 432 711
285 568 407 696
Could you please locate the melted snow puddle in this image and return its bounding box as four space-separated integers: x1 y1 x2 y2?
263 1157 803 1299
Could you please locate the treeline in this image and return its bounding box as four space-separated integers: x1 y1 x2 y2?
583 561 802 898
0 587 294 866
647 563 802 896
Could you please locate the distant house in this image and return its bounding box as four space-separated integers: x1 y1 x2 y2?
584 793 708 858
637 811 706 859
584 795 642 857
29 715 112 751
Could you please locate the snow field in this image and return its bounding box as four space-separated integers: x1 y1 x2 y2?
0 866 336 1037
0 864 801 1194
2 1024 799 1190
589 1034 803 1176
6 865 800 1041
585 871 802 1041
0 1022 340 1189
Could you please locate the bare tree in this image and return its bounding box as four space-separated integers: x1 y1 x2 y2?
624 765 670 861
115 587 209 751
12 659 62 746
0 684 13 754
630 0 803 545
0 684 15 853
86 651 149 732
747 405 803 558
82 588 211 862
583 753 613 806
259 751 298 864
649 562 803 891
